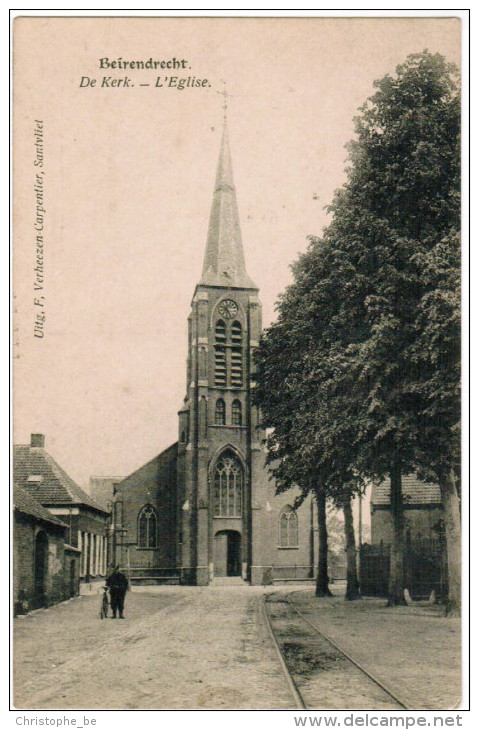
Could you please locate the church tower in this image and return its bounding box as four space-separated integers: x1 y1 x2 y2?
113 115 315 586
177 118 273 586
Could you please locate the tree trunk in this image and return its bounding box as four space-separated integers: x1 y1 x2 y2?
439 468 461 615
315 488 333 597
342 489 361 600
387 462 407 605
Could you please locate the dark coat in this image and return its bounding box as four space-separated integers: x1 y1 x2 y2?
106 570 128 594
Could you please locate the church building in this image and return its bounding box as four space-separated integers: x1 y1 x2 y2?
113 120 315 585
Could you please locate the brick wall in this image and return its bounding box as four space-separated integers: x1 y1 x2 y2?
113 445 178 572
13 511 71 611
371 505 443 544
64 547 81 598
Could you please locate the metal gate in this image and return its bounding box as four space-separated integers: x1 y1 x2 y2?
360 538 447 600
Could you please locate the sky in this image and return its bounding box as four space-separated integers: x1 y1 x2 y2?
13 15 461 490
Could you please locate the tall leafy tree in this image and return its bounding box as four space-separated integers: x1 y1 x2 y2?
329 51 461 607
305 51 459 607
254 238 363 599
254 51 460 609
252 286 332 597
412 230 461 612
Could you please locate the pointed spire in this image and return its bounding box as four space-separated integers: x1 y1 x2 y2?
199 116 256 289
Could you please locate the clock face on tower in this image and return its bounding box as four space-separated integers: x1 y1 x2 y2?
218 299 238 319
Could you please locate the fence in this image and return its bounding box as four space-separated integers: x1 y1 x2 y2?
121 565 180 584
359 538 448 600
271 564 346 583
271 564 314 582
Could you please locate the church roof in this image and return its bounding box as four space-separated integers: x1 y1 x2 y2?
199 121 257 290
13 443 108 514
113 442 178 500
371 473 442 507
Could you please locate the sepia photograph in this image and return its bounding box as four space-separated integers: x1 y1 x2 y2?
12 13 465 713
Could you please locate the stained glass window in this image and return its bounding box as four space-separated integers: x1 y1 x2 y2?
214 452 243 517
279 506 298 547
138 504 158 548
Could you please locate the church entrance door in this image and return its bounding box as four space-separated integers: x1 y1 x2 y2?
214 530 241 577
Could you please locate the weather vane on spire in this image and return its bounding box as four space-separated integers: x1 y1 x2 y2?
217 80 232 119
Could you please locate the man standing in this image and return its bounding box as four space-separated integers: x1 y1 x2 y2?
106 565 129 619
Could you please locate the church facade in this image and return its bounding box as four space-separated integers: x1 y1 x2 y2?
113 122 315 585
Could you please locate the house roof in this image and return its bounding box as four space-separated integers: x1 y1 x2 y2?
13 444 108 514
64 543 81 553
13 483 67 528
371 473 441 507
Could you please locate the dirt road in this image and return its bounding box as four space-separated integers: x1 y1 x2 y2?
13 584 463 711
14 586 295 710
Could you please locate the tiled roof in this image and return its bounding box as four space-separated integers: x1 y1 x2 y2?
13 444 108 513
13 483 67 528
371 473 441 506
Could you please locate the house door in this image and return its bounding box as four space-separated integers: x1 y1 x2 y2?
214 530 241 577
34 531 48 608
69 558 76 597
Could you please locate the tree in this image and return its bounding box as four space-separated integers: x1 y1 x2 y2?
254 51 460 609
326 489 361 601
330 51 461 607
253 240 363 599
412 230 461 612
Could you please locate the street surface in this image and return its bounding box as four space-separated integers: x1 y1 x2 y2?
286 590 462 710
13 584 462 710
14 585 295 710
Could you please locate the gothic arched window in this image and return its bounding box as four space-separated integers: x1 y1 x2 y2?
214 320 227 386
279 506 298 548
232 399 242 426
215 398 226 425
138 504 158 548
214 451 243 517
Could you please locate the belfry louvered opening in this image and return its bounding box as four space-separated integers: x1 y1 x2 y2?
214 320 227 386
214 317 243 388
231 321 242 343
230 321 243 387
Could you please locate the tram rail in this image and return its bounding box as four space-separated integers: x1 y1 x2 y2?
262 590 411 711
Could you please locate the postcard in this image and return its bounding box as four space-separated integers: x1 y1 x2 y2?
12 15 463 713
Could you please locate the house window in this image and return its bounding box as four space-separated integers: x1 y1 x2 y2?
279 506 298 548
232 399 242 426
215 398 226 425
214 452 243 517
138 504 158 548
